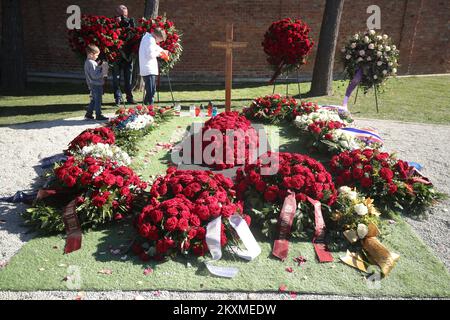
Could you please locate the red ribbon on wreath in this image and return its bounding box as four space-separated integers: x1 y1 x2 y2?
36 189 82 254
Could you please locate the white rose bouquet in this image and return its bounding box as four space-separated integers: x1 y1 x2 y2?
341 30 399 91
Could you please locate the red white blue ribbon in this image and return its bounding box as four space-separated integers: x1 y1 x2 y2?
338 127 384 145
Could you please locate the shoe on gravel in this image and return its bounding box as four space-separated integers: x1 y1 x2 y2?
95 115 109 121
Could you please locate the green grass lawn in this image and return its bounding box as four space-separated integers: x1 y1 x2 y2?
1 75 449 125
1 117 449 297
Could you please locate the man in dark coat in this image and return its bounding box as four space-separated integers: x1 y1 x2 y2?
112 5 136 106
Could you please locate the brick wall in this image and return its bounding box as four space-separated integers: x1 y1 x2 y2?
4 0 449 80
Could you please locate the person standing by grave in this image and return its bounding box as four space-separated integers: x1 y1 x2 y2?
112 4 136 106
84 44 109 120
139 28 168 105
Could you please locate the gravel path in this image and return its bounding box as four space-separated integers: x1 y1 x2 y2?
0 116 449 300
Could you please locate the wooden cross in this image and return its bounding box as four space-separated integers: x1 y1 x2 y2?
210 24 247 112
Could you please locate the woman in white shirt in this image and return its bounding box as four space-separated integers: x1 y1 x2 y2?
139 28 168 105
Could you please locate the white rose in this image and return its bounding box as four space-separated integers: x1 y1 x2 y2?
346 54 351 60
357 224 369 239
373 75 378 79
357 57 363 62
367 56 372 61
351 42 356 48
392 45 396 50
388 62 393 66
376 35 382 40
376 51 382 57
382 34 388 40
392 67 397 74
353 34 359 40
369 29 376 35
359 50 365 56
368 43 375 50
378 45 384 51
385 46 391 52
364 36 370 43
382 70 388 75
354 203 368 216
339 186 352 194
377 61 383 66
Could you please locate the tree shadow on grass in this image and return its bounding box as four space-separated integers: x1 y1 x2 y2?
0 103 88 117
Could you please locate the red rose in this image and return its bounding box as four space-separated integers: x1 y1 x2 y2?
195 227 206 240
264 186 279 202
360 177 373 188
177 218 189 231
388 183 398 194
164 216 178 232
195 205 210 221
149 209 163 224
352 168 364 179
380 167 394 182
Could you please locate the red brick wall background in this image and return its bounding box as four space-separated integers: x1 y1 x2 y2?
4 0 449 80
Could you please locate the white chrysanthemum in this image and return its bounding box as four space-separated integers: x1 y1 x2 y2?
125 114 155 131
354 203 368 216
357 224 369 239
79 143 131 166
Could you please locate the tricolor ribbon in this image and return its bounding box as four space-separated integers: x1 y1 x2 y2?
307 196 334 263
338 127 384 145
205 214 261 278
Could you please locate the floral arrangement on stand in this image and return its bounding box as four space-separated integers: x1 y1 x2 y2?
130 16 183 75
67 15 124 63
235 152 337 239
67 14 182 73
341 29 399 92
330 149 441 213
132 168 251 261
262 18 314 82
107 105 174 156
195 112 259 170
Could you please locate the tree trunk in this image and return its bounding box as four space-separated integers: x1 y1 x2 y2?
144 0 159 19
133 0 160 92
1 0 26 95
310 0 345 96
